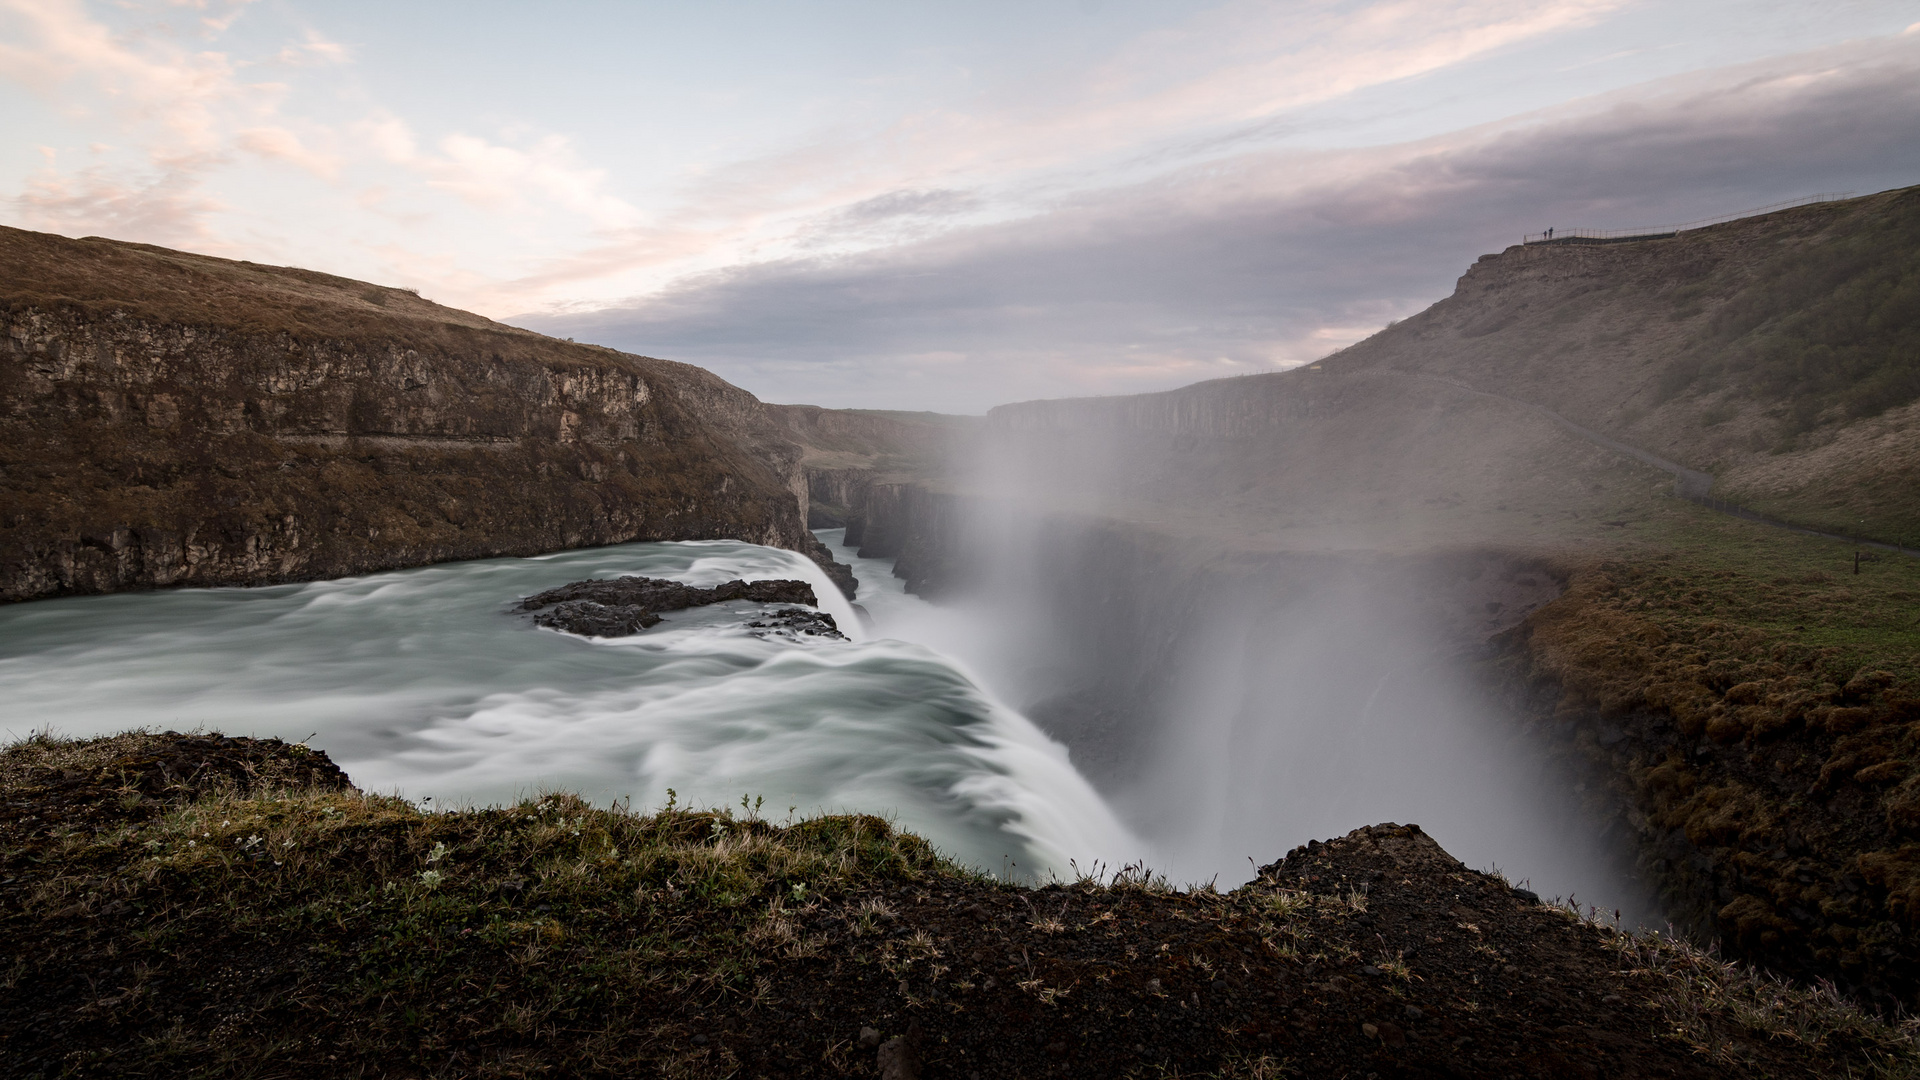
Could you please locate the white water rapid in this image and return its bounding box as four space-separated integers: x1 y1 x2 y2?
0 533 1142 880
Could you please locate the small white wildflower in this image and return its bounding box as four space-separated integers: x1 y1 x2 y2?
426 841 450 863
418 869 444 888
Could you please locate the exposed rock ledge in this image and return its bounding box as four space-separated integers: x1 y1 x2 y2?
518 575 835 638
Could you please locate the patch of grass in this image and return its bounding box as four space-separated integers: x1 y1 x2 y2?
1559 499 1920 703
1613 928 1920 1077
0 742 962 1077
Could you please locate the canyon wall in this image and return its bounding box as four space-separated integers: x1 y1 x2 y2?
0 226 845 602
826 187 1920 1009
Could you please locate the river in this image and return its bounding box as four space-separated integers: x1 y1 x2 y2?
0 531 1141 881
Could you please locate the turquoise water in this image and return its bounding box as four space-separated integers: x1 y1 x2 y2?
0 533 1140 879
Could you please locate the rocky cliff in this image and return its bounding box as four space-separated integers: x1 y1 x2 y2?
0 226 849 602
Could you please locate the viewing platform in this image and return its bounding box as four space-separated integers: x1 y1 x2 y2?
1522 191 1851 246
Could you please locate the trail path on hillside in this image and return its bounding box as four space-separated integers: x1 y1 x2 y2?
1394 372 1920 558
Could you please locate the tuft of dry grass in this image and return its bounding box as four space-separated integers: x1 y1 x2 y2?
1611 926 1920 1078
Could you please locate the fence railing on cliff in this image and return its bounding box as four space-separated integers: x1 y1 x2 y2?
1520 191 1853 247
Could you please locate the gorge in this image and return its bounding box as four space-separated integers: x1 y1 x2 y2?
3 187 1919 1076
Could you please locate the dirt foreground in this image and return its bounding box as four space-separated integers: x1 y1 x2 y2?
3 732 1915 1079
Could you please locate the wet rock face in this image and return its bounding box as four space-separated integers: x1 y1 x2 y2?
746 607 844 640
0 226 838 602
520 576 817 614
532 601 663 637
521 576 837 639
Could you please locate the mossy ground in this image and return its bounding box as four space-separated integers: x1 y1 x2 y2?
5 732 1920 1078
1506 494 1920 1008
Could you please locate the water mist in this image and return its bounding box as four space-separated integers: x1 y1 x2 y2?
898 416 1651 919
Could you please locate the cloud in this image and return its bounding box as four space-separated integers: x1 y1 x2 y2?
834 188 979 225
348 112 640 231
234 125 340 180
274 29 349 67
14 162 224 247
0 0 238 152
0 1 637 265
518 38 1920 412
469 0 1639 311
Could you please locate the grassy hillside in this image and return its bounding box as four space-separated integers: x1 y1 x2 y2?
1663 194 1920 434
1328 183 1920 544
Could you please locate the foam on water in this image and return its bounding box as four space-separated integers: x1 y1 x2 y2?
0 535 1141 879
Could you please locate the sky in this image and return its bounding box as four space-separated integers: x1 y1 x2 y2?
4 1 1919 411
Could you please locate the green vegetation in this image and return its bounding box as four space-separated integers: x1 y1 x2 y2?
1663 187 1920 437
1515 497 1920 1005
1598 499 1920 689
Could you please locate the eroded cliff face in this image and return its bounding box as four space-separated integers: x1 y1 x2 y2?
0 227 834 602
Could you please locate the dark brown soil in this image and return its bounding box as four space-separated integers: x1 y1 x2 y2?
5 732 1908 1079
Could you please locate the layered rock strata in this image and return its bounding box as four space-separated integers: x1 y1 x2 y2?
0 225 852 602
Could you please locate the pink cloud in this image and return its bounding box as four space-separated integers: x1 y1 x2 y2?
12 163 224 247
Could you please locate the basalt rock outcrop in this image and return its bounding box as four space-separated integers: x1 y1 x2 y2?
0 225 854 603
519 575 824 638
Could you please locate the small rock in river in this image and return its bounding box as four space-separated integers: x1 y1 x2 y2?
520 576 822 638
533 600 660 637
746 607 846 640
